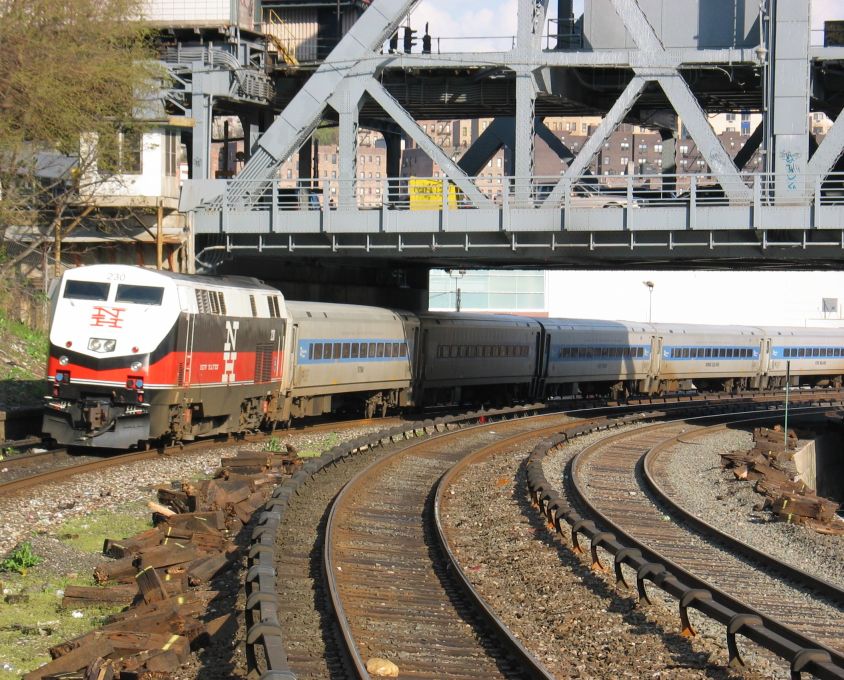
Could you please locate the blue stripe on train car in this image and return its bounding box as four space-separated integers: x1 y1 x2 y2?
297 338 408 364
663 347 759 360
772 346 844 359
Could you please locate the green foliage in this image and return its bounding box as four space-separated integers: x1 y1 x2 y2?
313 126 339 146
55 503 152 554
0 570 121 678
0 0 161 274
0 543 43 575
264 436 283 452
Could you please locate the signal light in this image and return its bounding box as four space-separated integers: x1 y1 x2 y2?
56 370 71 383
126 376 144 390
403 26 417 53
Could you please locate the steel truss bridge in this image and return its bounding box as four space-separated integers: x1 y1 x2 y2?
177 0 844 270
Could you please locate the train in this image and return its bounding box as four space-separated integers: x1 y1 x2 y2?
42 265 844 449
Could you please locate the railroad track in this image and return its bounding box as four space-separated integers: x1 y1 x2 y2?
0 417 398 496
323 413 583 679
525 396 844 678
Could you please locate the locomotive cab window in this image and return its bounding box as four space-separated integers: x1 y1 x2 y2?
64 281 109 301
116 284 164 305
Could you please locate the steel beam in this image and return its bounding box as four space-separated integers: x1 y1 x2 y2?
365 79 492 208
227 0 416 203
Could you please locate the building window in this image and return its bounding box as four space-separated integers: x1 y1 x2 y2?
680 144 689 155
99 128 143 175
165 132 178 177
654 143 663 152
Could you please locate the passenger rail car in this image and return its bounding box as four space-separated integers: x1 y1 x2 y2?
283 301 417 420
42 265 844 450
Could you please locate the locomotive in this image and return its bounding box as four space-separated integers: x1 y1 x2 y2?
42 265 844 449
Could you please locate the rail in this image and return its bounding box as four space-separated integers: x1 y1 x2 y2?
525 399 844 679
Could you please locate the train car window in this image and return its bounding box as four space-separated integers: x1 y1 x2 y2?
679 348 688 358
400 343 407 357
369 342 377 357
786 348 795 358
812 348 820 357
116 284 164 305
64 280 110 300
309 344 315 360
638 347 645 358
798 348 805 357
342 343 351 359
467 346 476 358
351 343 360 359
331 342 340 358
376 342 385 358
249 295 257 317
437 345 444 359
717 348 725 357
360 343 368 358
836 348 842 357
313 343 323 360
521 346 528 357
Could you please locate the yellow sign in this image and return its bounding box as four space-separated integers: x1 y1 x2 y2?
409 178 458 211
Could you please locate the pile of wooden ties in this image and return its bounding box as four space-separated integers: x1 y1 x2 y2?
25 447 301 679
720 426 843 535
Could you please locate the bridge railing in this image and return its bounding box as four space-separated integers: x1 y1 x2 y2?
205 171 844 214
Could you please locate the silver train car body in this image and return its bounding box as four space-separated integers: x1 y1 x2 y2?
281 301 418 419
416 313 543 404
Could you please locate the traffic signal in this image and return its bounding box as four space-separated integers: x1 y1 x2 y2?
403 26 417 53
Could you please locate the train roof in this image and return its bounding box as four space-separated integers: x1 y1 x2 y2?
421 312 541 328
62 264 277 294
539 318 653 333
757 326 844 337
650 322 763 337
286 300 406 321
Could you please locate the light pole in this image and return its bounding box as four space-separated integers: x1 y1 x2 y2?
449 269 467 312
643 280 655 322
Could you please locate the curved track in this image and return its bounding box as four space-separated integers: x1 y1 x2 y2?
570 407 844 665
323 414 575 679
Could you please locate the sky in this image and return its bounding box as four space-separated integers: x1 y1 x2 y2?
409 0 839 49
412 0 844 327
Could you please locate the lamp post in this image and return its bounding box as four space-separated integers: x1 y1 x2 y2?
643 280 655 322
449 269 467 312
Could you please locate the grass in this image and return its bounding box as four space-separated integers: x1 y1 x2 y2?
297 432 341 458
0 502 153 676
54 502 152 554
0 569 124 678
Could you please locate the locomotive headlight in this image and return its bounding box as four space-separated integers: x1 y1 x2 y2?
130 361 142 372
58 355 69 366
88 338 116 353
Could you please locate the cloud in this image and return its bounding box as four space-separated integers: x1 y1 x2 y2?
407 0 520 52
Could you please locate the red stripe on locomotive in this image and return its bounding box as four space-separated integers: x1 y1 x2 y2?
47 349 282 388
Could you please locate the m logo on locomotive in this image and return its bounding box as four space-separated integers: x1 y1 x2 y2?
223 320 239 384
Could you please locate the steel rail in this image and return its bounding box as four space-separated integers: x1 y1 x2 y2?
642 417 844 604
567 403 844 678
323 412 577 679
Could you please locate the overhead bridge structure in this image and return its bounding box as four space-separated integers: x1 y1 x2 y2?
180 0 844 272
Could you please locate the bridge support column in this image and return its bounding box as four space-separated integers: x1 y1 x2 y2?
771 0 811 200
660 128 677 198
385 132 402 203
190 63 213 180
514 73 537 207
337 98 361 210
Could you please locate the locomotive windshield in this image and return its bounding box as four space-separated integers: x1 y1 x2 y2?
115 284 164 305
63 281 109 300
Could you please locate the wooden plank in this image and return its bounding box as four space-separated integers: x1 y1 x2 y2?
135 566 168 605
62 585 137 608
186 553 230 586
157 511 226 532
103 528 162 559
137 543 206 570
24 638 114 679
93 557 137 584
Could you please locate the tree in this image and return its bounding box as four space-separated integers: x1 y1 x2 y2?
0 0 159 275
